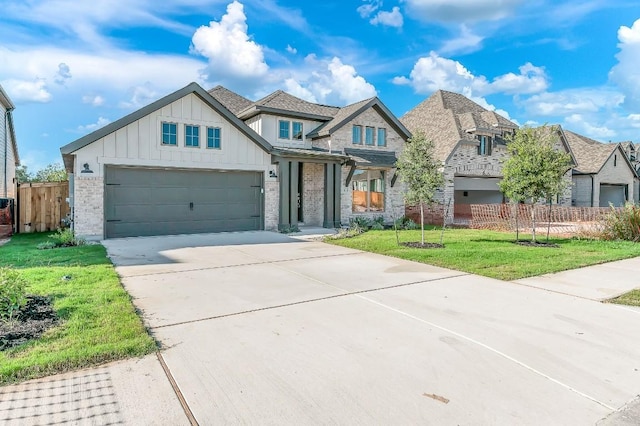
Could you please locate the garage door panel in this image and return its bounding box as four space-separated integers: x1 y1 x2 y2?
104 167 263 238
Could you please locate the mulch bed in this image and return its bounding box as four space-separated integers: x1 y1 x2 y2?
514 240 559 248
0 296 59 351
401 242 445 249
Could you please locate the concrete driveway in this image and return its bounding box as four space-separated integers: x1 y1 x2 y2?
103 231 640 425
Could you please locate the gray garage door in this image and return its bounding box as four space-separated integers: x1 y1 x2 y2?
599 184 626 207
105 167 263 238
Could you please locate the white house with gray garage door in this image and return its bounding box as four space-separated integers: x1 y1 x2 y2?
564 130 637 207
61 82 410 239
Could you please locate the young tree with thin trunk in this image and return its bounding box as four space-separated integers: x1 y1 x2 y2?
499 126 572 243
396 131 444 245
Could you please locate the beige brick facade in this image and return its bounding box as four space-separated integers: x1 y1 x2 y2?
73 176 104 239
264 179 279 230
301 163 324 226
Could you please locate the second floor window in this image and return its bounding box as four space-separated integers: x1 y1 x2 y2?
478 135 492 156
365 127 375 145
207 127 221 149
279 120 290 139
185 125 199 147
161 122 177 145
292 121 303 140
352 125 363 144
377 128 386 146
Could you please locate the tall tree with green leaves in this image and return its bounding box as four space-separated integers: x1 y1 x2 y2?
16 163 67 183
499 126 572 242
396 131 444 245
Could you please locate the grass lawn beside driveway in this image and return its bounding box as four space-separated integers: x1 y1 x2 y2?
327 228 640 305
0 233 156 385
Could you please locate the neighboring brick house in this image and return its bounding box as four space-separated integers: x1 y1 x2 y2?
620 141 640 202
0 84 19 201
400 90 575 223
565 130 637 207
60 82 409 239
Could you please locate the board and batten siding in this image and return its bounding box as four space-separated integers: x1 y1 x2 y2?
0 102 17 199
71 92 276 239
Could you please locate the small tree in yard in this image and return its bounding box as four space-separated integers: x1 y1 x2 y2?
499 126 572 243
396 131 444 245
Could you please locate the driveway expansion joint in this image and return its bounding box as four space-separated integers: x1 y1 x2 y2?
149 273 470 330
156 351 198 425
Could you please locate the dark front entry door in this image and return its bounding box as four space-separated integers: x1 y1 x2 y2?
297 163 303 222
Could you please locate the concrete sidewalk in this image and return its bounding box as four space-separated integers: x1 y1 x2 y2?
0 354 187 425
513 256 640 301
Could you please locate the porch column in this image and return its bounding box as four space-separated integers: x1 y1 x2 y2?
278 160 290 231
289 161 299 228
323 163 335 228
333 163 342 227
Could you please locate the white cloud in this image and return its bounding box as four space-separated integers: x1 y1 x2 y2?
55 63 72 85
357 1 381 18
77 116 110 133
370 7 404 28
403 0 522 23
1 78 52 103
82 94 105 106
440 24 483 54
286 44 297 54
489 63 548 95
521 89 624 116
565 114 616 139
191 1 269 82
118 84 159 109
394 52 548 99
609 19 640 110
304 56 377 105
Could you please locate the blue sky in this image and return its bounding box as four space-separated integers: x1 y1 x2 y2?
1 0 640 171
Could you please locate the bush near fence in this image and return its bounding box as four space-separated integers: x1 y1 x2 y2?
0 205 12 239
469 204 615 233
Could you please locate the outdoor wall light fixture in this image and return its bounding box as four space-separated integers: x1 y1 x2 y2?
269 170 278 178
81 163 94 173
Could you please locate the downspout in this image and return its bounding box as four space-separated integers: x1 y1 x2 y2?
590 175 595 207
3 109 9 198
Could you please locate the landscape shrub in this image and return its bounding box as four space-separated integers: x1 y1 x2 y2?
600 203 640 242
0 268 27 322
394 216 419 230
38 228 87 249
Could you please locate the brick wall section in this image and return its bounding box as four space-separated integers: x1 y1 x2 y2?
73 177 104 239
302 163 324 226
264 179 279 230
322 107 406 225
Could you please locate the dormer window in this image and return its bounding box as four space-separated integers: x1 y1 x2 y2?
477 135 492 156
279 120 303 141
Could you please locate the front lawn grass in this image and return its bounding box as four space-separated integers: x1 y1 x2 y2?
327 227 640 281
0 233 156 385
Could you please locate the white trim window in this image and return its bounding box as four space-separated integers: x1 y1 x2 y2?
377 128 386 147
161 122 177 146
365 126 375 146
278 120 290 139
185 125 200 147
352 125 363 144
207 127 221 149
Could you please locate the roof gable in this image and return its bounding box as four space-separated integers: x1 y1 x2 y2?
60 82 273 163
563 130 635 175
307 97 411 140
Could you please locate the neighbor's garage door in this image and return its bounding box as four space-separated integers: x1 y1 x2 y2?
104 167 263 238
599 184 626 207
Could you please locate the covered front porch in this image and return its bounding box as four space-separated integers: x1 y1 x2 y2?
271 148 348 231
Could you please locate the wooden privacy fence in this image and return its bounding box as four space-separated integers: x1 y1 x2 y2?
18 182 70 233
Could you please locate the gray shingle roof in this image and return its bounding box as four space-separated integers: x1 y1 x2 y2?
240 90 339 120
343 148 397 167
306 98 374 138
208 85 253 115
400 90 517 162
563 130 617 174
